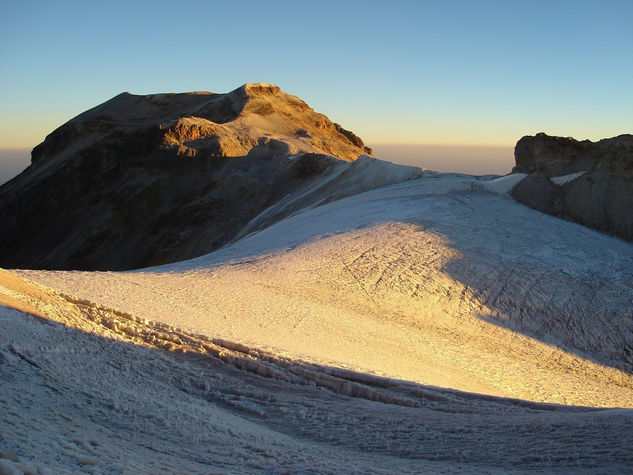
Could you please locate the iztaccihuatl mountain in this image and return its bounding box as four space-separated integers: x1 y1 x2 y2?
0 84 375 270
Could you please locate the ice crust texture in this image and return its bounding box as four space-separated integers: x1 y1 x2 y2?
2 170 633 473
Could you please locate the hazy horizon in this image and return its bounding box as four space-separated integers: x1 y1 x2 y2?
0 148 30 185
371 144 513 175
0 144 514 186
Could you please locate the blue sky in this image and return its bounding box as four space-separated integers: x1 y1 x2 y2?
1 0 631 150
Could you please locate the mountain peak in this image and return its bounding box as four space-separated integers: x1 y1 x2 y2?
32 83 370 166
240 82 282 94
0 83 376 270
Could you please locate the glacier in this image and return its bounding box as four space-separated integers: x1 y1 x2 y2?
2 167 633 473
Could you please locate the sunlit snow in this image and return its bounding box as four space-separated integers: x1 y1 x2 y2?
2 166 633 472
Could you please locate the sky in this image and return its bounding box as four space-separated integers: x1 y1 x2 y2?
0 0 631 178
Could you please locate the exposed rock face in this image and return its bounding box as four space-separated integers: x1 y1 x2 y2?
511 133 633 240
0 84 377 270
513 133 633 175
30 83 372 166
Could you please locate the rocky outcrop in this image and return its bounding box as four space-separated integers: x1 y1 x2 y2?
513 133 633 176
0 84 377 270
511 133 633 240
30 83 372 166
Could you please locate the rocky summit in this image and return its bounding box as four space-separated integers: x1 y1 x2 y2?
511 133 633 241
0 84 375 270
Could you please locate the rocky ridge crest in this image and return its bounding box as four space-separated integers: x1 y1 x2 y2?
0 84 384 270
31 83 372 167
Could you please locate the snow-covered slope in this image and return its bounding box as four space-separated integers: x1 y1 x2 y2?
2 269 633 473
3 166 633 472
17 172 633 407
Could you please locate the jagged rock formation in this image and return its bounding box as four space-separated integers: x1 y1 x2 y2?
511 133 633 241
0 84 378 270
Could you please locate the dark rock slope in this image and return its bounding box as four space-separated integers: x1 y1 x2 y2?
0 83 373 270
511 133 633 241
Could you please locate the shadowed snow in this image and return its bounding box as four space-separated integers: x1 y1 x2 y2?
3 165 633 472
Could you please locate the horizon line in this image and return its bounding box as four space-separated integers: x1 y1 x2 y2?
0 143 516 151
369 142 514 148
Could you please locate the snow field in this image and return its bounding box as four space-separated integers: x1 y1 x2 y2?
18 173 633 408
3 169 633 472
2 269 633 472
